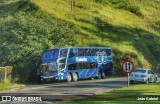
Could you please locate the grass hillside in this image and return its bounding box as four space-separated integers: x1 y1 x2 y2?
0 0 160 82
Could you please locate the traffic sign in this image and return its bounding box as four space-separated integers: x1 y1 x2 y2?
122 61 134 73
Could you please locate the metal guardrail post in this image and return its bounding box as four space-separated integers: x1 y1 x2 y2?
4 67 6 81
128 73 130 87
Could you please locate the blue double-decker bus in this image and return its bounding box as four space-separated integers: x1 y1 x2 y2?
36 47 113 82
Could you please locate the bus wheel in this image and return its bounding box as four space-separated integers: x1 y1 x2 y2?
67 73 72 82
97 72 101 79
101 72 106 79
73 73 78 82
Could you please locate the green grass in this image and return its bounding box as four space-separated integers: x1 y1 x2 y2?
0 80 23 91
61 82 160 104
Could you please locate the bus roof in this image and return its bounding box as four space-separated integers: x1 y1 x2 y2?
45 47 111 51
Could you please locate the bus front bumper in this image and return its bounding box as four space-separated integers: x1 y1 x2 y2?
41 76 58 82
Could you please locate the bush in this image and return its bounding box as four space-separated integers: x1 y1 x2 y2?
95 0 142 16
116 0 142 16
0 79 13 91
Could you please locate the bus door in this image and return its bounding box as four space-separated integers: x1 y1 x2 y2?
58 49 68 80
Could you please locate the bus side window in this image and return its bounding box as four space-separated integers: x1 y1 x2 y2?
68 63 76 70
84 49 91 56
92 49 98 56
60 49 68 58
78 49 85 56
106 49 111 56
69 52 74 58
69 49 74 58
90 63 97 68
78 63 83 69
69 48 78 58
59 58 66 70
83 63 90 69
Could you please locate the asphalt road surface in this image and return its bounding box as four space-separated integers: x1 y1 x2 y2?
0 77 159 103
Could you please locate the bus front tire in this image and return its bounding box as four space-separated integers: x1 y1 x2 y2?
67 73 72 82
73 73 78 82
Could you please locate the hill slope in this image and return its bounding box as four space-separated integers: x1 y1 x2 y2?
0 0 160 82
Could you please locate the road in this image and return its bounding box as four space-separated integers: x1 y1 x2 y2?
0 77 159 103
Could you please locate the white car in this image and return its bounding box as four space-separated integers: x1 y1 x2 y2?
129 68 158 84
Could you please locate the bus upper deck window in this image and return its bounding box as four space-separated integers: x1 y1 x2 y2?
78 49 84 56
106 49 111 56
69 48 78 58
60 49 68 58
85 49 91 56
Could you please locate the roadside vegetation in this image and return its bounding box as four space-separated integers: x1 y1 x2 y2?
61 82 160 104
0 80 23 92
0 80 12 91
0 0 160 83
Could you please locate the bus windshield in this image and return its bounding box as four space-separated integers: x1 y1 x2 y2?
41 62 58 73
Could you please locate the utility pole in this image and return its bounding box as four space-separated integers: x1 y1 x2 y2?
3 67 7 81
71 0 73 12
